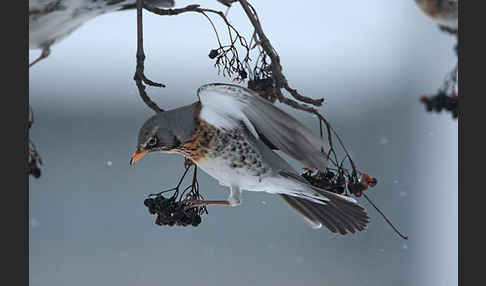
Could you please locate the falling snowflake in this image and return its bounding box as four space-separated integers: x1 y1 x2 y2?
107 161 113 167
379 137 389 145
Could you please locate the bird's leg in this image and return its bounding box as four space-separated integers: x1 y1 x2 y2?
184 186 241 208
29 47 51 68
227 186 241 206
184 200 231 209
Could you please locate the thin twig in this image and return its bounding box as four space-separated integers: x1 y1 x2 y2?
29 47 51 68
143 3 251 80
363 193 408 240
133 0 164 113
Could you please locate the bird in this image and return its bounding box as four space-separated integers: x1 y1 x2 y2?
29 0 175 67
414 0 458 33
130 83 369 234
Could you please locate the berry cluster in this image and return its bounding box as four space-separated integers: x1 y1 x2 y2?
419 33 458 119
28 140 42 179
420 92 458 119
301 169 346 194
347 173 377 197
29 107 42 179
301 169 377 198
28 155 42 178
208 49 219 59
144 195 202 227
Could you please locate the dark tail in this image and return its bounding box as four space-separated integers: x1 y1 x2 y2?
280 193 369 235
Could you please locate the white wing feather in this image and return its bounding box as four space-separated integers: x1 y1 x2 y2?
197 87 260 138
197 83 329 170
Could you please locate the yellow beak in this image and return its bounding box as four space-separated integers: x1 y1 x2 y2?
129 150 148 165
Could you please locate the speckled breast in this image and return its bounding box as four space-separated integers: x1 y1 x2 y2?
176 120 216 162
179 120 271 187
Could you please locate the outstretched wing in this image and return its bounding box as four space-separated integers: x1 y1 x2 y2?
197 83 329 170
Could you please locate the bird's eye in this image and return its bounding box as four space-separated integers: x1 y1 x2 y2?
146 137 157 147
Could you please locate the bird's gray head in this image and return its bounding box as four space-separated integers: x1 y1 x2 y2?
130 103 200 165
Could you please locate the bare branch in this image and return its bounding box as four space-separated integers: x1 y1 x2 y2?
134 0 164 113
237 0 324 106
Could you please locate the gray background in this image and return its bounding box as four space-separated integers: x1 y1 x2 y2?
29 1 458 285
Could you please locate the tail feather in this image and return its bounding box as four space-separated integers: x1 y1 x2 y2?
328 194 369 225
280 194 369 234
322 201 358 234
276 170 369 234
280 196 323 229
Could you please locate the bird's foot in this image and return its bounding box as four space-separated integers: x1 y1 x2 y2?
184 157 194 168
227 196 241 207
29 48 51 68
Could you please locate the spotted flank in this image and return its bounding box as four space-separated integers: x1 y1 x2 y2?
194 123 271 188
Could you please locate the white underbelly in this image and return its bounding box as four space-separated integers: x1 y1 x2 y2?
196 157 269 191
195 157 307 198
